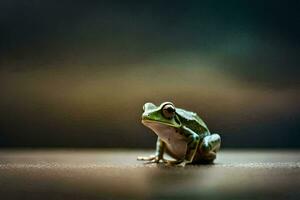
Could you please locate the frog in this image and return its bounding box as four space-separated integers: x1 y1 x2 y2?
137 102 221 166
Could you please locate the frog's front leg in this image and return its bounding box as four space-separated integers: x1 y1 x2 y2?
167 126 200 167
137 137 166 163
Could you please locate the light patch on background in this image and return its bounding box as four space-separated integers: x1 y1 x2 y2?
0 55 298 130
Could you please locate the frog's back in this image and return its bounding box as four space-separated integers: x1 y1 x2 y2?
176 108 210 135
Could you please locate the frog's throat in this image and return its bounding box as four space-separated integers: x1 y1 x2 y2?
141 119 181 128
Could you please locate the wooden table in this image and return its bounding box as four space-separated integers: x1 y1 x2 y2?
0 149 299 200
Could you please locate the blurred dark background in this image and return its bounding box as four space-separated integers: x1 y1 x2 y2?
0 0 299 148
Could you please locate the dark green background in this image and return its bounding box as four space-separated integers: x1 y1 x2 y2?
0 1 299 148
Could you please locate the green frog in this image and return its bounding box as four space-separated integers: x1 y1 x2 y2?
137 102 221 166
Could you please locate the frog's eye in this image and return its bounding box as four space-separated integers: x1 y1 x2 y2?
162 104 175 119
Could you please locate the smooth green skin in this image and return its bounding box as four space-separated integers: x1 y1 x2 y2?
137 102 221 166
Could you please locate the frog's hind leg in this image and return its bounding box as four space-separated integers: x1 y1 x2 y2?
194 134 221 164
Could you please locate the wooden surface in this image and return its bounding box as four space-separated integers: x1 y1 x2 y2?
0 149 299 200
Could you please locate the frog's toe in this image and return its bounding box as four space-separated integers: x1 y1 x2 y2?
137 155 164 164
176 161 187 167
145 159 160 164
137 155 156 161
165 159 184 166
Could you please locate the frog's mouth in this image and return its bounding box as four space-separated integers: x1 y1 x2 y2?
141 117 181 128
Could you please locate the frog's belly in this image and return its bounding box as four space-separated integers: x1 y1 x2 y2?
142 121 187 159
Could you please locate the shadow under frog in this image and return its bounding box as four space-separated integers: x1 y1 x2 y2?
138 102 221 167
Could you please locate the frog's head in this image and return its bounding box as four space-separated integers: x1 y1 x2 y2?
141 102 181 128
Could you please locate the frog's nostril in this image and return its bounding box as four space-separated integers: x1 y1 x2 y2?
142 113 150 119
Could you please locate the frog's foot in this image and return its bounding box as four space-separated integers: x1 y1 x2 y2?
165 159 188 167
137 155 166 164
